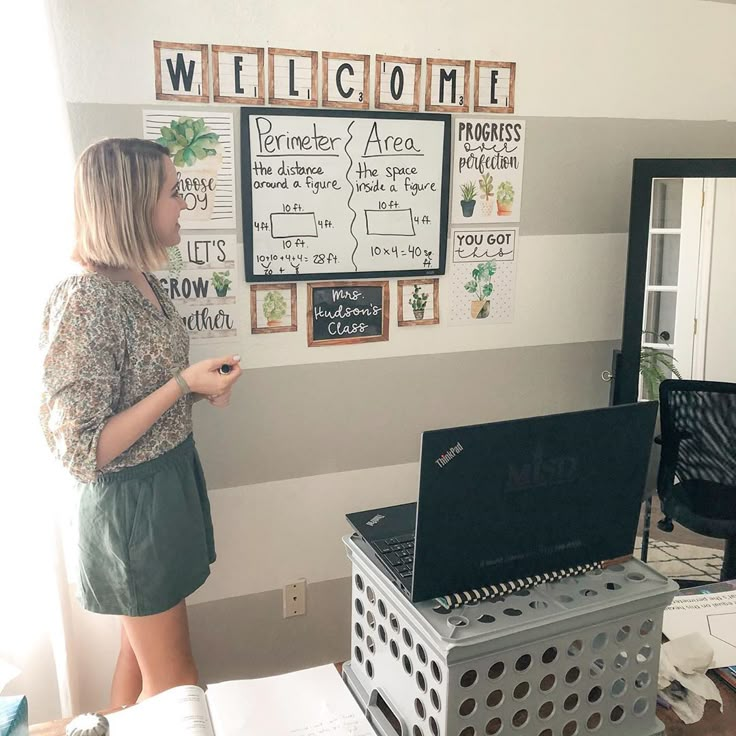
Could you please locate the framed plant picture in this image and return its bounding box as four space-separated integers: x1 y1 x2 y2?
250 283 297 334
398 278 440 326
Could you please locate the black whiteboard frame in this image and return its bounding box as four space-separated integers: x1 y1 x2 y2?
241 107 452 282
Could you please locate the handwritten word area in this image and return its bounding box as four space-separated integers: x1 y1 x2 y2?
255 116 341 154
181 307 234 332
177 171 216 212
454 231 514 261
456 121 523 175
254 117 424 158
314 289 381 336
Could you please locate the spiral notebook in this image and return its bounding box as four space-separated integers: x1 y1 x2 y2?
347 402 658 607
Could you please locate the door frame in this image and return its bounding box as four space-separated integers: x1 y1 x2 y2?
613 158 736 405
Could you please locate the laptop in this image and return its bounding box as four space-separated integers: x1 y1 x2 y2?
346 402 658 603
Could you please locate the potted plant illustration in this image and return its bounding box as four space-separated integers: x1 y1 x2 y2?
478 173 494 216
460 181 477 217
640 331 682 400
496 181 515 216
464 261 497 319
156 117 222 220
409 284 429 320
211 270 232 298
262 290 288 327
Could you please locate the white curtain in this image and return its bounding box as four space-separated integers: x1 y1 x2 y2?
0 0 78 721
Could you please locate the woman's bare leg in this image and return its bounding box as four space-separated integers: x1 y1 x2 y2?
110 623 142 707
120 600 198 700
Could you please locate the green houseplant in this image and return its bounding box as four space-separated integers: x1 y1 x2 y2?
409 284 429 320
496 181 515 216
464 261 497 319
211 271 232 298
262 290 288 326
460 181 477 217
156 117 220 168
640 331 682 400
478 173 494 216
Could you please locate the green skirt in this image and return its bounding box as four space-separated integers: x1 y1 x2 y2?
76 435 216 616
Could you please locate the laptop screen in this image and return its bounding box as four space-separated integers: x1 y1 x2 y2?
411 402 658 602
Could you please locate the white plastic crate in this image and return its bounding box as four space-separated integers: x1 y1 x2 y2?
343 535 678 736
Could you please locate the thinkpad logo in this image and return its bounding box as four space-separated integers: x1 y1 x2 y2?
434 442 464 468
366 514 385 527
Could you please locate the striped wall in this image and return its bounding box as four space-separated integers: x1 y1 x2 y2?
48 0 736 712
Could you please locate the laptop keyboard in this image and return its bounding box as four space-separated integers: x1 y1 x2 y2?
375 533 415 578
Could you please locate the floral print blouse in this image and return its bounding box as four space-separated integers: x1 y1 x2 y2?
39 272 192 482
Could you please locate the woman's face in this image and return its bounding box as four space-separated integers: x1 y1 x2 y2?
152 156 185 248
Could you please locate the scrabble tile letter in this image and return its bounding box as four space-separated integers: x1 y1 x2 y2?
425 58 470 112
154 41 209 102
322 52 370 109
213 45 264 105
375 55 421 112
269 48 318 107
474 60 516 114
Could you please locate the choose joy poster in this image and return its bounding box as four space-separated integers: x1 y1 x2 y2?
154 233 239 340
451 118 525 224
143 110 236 229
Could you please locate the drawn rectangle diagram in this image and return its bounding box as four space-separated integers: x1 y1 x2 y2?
365 208 416 236
270 212 318 238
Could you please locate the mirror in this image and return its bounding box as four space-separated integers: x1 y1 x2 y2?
614 159 736 405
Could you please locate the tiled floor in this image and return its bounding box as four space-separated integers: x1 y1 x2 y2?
635 537 725 582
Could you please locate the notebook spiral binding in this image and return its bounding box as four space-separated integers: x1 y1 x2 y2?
433 561 604 610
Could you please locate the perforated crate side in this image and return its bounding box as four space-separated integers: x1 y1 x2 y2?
345 535 675 736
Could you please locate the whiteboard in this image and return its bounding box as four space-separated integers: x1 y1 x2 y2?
241 108 451 281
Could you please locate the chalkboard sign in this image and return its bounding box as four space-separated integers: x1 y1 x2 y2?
307 281 389 347
241 108 451 282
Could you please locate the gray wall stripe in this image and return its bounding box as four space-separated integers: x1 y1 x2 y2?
193 340 618 489
67 103 735 237
189 577 351 685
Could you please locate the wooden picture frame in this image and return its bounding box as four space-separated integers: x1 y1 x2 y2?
250 283 298 334
375 54 421 112
425 58 470 113
398 278 440 326
474 60 516 114
213 45 264 104
154 41 209 103
307 281 390 347
322 51 370 109
268 48 318 107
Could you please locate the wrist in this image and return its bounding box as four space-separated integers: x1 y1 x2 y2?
172 368 191 396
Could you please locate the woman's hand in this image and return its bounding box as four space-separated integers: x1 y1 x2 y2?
207 387 232 408
180 355 242 396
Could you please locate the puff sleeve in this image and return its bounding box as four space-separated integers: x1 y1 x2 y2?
39 277 125 482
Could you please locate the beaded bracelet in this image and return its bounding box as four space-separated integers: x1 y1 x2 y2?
172 369 191 396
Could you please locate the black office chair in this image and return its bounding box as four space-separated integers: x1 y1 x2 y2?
654 379 736 581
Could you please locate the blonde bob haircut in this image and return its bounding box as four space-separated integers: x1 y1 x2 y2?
72 138 172 271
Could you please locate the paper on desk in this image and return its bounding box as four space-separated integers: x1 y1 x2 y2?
663 589 736 668
658 633 723 724
107 685 214 736
206 664 373 736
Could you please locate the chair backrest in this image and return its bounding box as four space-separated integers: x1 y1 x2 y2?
658 379 736 489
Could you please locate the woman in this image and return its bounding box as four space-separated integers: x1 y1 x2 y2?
39 138 242 705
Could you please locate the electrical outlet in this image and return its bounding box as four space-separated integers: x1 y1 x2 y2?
283 579 307 617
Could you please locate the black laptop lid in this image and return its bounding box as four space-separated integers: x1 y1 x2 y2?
411 402 658 602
